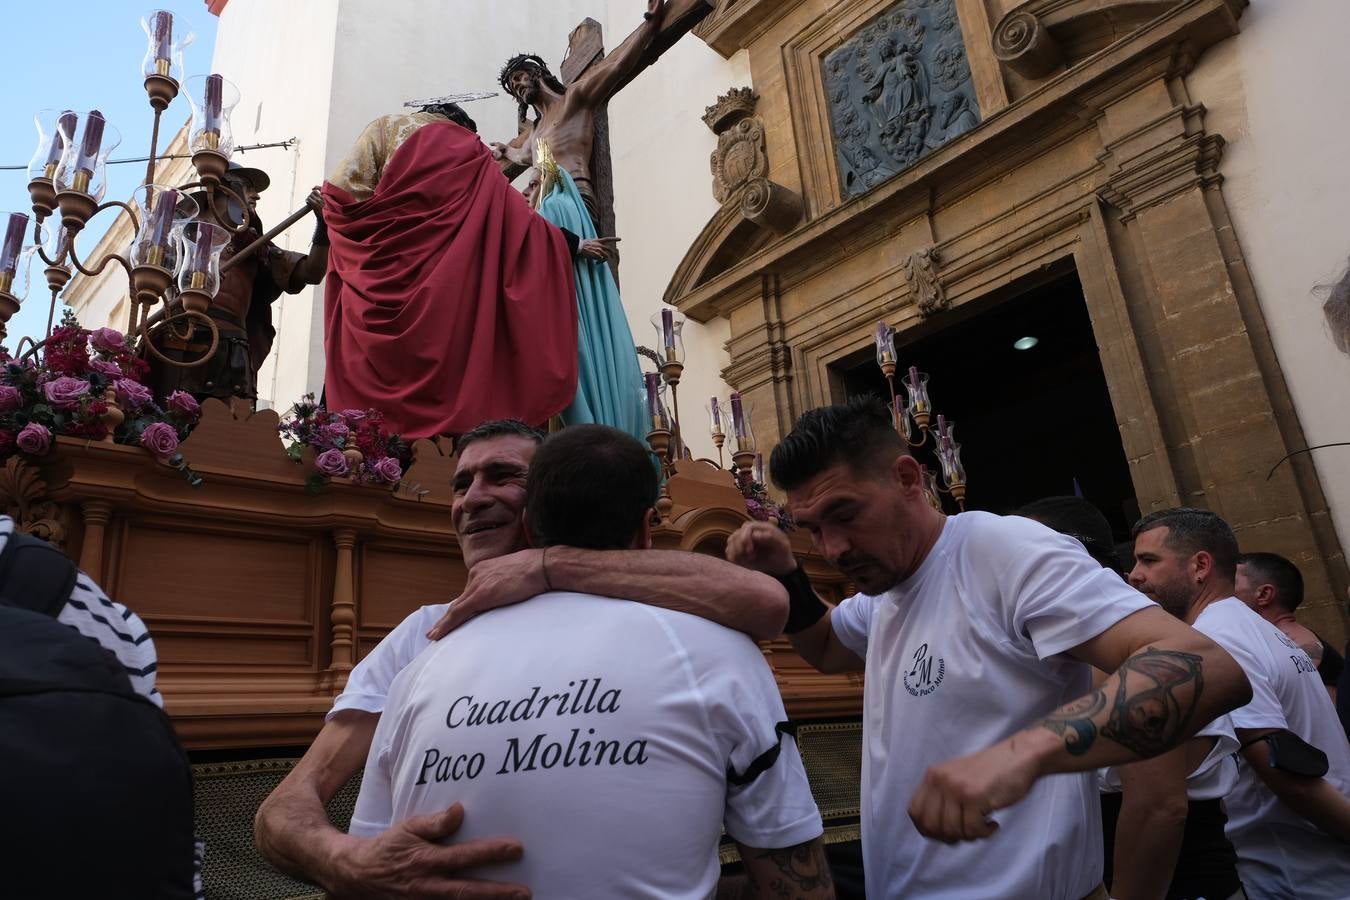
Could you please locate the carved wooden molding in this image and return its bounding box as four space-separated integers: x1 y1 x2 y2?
0 456 68 547
903 245 947 315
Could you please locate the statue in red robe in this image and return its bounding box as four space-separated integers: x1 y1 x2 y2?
321 106 578 439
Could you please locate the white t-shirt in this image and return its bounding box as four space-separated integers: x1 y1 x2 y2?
830 511 1154 899
1099 715 1240 800
328 603 447 719
351 591 823 899
1192 598 1350 899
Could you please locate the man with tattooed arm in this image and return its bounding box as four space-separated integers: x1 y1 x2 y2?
727 398 1251 899
1129 508 1350 898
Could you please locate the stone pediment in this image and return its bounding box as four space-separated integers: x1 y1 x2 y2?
663 201 775 313
993 0 1246 79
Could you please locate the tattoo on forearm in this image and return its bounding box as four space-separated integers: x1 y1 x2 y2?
1040 648 1205 759
749 841 834 899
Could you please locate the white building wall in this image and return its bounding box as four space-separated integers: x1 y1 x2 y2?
1187 0 1350 553
211 0 341 410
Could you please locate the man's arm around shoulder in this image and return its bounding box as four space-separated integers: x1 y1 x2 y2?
1239 729 1350 843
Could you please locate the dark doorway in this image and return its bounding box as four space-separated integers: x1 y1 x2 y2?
839 265 1140 540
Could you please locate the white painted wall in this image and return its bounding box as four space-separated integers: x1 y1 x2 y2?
1187 0 1350 551
211 0 340 409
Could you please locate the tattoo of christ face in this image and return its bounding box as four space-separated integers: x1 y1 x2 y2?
751 841 834 897
1039 648 1205 758
1101 648 1204 758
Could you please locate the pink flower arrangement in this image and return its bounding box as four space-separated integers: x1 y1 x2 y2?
279 393 410 492
0 312 202 469
139 422 180 458
15 422 51 455
43 376 91 409
167 391 200 417
315 448 350 477
114 378 154 410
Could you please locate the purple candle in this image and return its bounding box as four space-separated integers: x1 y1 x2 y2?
145 189 180 252
644 372 664 429
76 110 106 175
709 397 721 431
875 321 893 362
753 452 764 484
730 391 745 438
204 74 223 136
0 213 28 275
907 365 919 392
154 11 173 62
661 309 674 348
44 110 77 170
191 223 216 276
937 414 951 450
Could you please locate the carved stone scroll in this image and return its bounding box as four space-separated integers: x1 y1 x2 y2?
823 0 981 198
903 246 947 315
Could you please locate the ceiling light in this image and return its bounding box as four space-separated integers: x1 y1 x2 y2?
1013 336 1039 351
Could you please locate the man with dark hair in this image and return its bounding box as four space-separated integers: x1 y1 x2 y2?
257 420 791 898
351 424 832 899
1130 509 1350 897
1234 552 1346 710
727 396 1251 898
1021 499 1244 900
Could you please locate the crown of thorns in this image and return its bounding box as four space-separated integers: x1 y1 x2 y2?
499 53 555 93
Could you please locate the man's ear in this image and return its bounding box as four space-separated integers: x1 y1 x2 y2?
1254 583 1277 610
634 509 654 550
893 453 923 496
1192 550 1215 584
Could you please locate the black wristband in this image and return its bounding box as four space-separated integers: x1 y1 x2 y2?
559 227 580 257
312 215 329 246
779 565 828 634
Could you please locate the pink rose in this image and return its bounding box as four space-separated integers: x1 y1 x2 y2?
16 422 52 455
139 422 179 458
0 384 21 412
114 378 153 410
167 390 200 418
315 448 349 477
90 327 127 353
42 376 90 409
373 455 403 484
341 409 367 422
89 359 122 377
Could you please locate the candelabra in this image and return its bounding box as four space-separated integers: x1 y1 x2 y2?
0 9 316 371
874 319 967 510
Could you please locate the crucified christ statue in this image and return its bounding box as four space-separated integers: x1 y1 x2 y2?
491 0 713 443
493 0 711 223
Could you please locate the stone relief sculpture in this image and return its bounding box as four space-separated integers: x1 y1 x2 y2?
903 246 947 315
704 87 768 204
703 86 802 233
824 0 981 198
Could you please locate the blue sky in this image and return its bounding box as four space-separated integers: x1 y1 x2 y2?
0 2 217 348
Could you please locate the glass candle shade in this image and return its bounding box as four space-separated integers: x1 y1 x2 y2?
27 109 79 182
129 185 198 271
141 9 193 81
874 320 896 368
186 74 240 157
707 397 727 437
0 213 32 297
935 415 966 488
644 372 672 432
729 391 755 453
650 308 686 365
53 111 121 200
177 220 230 296
903 367 931 417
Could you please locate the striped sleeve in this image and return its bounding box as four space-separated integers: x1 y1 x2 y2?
57 573 162 708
